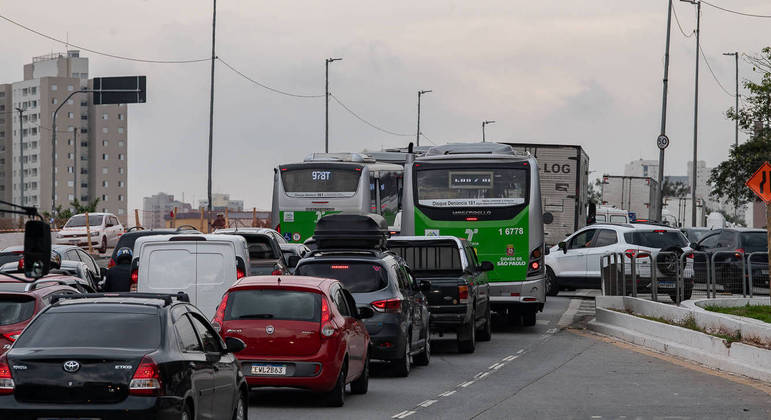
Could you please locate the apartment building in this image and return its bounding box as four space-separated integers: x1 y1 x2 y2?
0 51 129 222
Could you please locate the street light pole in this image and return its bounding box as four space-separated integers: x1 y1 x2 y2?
416 90 431 147
325 57 342 153
482 120 495 142
722 52 739 148
73 128 77 203
681 0 700 227
656 0 674 222
15 107 23 208
206 0 217 232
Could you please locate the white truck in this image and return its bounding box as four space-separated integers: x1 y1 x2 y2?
600 175 659 222
504 143 590 246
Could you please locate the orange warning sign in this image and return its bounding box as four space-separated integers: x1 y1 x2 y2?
745 161 771 203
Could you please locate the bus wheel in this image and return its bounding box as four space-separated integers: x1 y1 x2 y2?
522 309 536 327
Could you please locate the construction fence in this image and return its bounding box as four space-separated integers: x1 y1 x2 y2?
135 208 272 233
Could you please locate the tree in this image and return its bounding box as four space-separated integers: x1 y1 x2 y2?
587 179 602 205
709 47 771 204
662 180 689 198
70 198 101 214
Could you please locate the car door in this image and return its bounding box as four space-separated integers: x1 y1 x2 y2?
395 265 422 351
464 244 489 315
189 311 237 420
341 288 369 366
693 232 720 278
584 229 619 281
557 229 597 279
172 309 214 420
330 285 362 380
404 266 429 345
75 249 100 282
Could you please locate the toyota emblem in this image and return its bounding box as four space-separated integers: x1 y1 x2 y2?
63 360 80 373
265 325 275 335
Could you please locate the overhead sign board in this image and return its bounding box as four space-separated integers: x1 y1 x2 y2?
745 161 771 203
92 76 146 105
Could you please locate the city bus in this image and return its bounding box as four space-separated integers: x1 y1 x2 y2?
271 153 403 243
400 143 547 326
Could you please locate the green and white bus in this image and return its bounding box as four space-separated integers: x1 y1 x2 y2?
272 153 403 243
401 143 547 326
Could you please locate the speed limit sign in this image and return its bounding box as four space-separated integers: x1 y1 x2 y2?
657 134 670 150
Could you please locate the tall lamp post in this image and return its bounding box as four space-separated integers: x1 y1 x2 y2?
681 0 701 227
482 120 495 143
416 90 431 147
15 107 24 208
722 52 739 148
206 0 217 232
325 57 342 153
656 0 674 222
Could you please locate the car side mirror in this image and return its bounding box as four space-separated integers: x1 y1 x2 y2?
224 337 246 353
205 351 222 362
544 247 550 256
24 220 52 279
558 242 567 253
419 279 432 292
287 255 301 268
692 244 701 251
480 261 494 272
356 306 375 319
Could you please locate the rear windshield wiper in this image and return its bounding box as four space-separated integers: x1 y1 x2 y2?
238 314 274 319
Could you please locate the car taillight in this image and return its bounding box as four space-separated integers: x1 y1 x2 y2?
458 285 469 303
17 258 23 271
0 356 14 395
237 268 246 279
371 298 402 313
624 249 638 258
686 252 694 259
107 258 116 268
735 248 745 258
212 294 228 333
320 297 336 337
271 269 282 275
2 331 22 342
321 296 331 323
129 356 161 396
276 224 281 233
130 268 138 292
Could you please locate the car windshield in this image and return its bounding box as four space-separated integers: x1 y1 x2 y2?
295 262 388 293
65 215 104 227
624 231 688 249
225 289 320 322
0 295 36 326
685 229 711 243
416 167 528 208
281 167 362 198
14 312 161 349
389 242 463 276
740 232 768 253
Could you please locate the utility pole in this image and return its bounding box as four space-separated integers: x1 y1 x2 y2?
15 107 24 207
681 0 700 227
722 52 739 148
73 128 77 203
482 120 495 142
206 0 217 231
656 0 674 222
325 57 342 153
416 90 431 147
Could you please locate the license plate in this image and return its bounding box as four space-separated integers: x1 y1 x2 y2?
657 282 675 289
251 364 286 376
70 239 80 244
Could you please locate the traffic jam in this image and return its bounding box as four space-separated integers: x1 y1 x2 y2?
0 143 766 419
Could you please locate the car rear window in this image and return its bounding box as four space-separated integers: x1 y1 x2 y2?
624 231 688 248
741 232 768 253
0 295 35 326
14 312 161 349
295 262 388 293
0 252 23 267
245 236 280 260
389 243 463 276
225 289 320 322
111 232 171 261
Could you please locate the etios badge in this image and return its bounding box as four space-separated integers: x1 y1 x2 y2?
63 360 80 373
266 325 275 335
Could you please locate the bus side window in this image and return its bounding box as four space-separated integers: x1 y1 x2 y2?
370 175 378 213
380 172 399 224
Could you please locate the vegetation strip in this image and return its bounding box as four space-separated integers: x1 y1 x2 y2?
704 304 771 324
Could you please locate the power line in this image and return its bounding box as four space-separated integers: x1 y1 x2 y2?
701 1 771 19
671 3 695 38
216 58 324 98
329 94 412 137
420 132 436 145
0 13 210 64
699 44 734 97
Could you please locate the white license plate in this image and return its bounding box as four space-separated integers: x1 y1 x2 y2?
70 239 80 244
251 364 286 376
657 282 675 289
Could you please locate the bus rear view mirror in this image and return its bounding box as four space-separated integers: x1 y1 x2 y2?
24 220 52 279
480 261 494 272
543 212 554 225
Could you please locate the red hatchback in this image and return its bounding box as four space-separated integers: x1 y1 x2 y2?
0 277 81 354
213 276 372 406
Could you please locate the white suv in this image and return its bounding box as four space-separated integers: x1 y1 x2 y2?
56 213 124 253
545 223 691 299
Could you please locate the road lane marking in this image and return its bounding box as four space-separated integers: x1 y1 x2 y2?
393 410 414 418
558 298 583 327
477 372 490 379
502 355 518 361
489 362 504 370
459 380 475 388
418 400 437 408
517 349 524 354
438 390 456 397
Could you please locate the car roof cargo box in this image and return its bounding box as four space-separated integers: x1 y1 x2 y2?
314 214 388 250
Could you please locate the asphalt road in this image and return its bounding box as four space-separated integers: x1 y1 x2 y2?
247 294 771 419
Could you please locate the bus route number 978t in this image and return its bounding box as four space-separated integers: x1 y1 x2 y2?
312 171 331 181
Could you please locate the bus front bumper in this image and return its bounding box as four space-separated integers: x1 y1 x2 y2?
488 277 546 308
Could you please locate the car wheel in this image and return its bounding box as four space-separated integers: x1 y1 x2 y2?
232 390 247 420
477 304 492 342
522 309 536 327
457 312 476 354
324 365 346 407
350 356 369 394
413 337 430 366
546 267 559 296
393 337 411 377
98 236 107 254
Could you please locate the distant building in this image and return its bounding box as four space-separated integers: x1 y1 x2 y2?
624 159 659 178
142 192 192 229
198 193 244 212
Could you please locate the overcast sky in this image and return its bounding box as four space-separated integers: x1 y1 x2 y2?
2 0 769 211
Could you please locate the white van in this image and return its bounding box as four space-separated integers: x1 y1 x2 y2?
131 233 249 318
594 206 629 224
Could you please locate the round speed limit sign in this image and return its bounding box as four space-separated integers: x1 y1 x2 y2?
657 134 670 150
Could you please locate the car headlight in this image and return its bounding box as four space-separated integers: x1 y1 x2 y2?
91 231 100 237
56 233 63 238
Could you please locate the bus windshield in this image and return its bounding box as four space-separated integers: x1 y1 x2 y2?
416 167 528 208
281 167 362 198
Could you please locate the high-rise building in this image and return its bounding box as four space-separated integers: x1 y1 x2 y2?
624 159 659 178
0 51 129 222
142 192 193 229
198 193 244 212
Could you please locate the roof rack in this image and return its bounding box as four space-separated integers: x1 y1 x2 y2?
306 249 383 258
51 292 190 306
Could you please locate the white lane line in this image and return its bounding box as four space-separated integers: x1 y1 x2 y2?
418 400 437 408
477 372 490 379
393 410 414 418
439 390 456 397
490 362 504 370
516 349 525 354
459 380 475 388
557 298 583 327
474 371 486 379
502 355 518 362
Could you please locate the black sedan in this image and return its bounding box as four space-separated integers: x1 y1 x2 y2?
0 292 248 420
